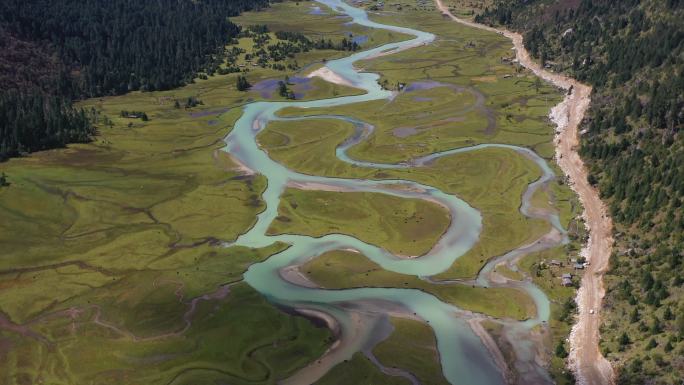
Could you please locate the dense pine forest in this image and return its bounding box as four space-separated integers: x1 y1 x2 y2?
0 91 93 159
476 0 684 383
0 0 268 161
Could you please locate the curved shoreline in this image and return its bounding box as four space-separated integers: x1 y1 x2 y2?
432 1 613 384
468 318 512 382
221 0 603 382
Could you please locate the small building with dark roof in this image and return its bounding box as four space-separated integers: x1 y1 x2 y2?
561 274 573 287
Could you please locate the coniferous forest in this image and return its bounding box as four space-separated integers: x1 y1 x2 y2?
477 0 684 383
0 91 92 159
0 0 268 161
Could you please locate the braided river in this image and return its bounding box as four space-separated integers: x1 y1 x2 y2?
223 1 567 383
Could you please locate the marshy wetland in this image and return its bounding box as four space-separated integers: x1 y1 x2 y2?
0 0 584 384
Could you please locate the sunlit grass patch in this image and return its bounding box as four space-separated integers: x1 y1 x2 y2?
303 250 536 320
268 188 450 256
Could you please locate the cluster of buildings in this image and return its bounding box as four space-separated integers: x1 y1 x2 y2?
547 257 589 287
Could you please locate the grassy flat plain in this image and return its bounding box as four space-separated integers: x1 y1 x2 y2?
373 318 451 385
268 188 451 256
316 353 411 385
278 4 562 161
0 92 329 383
303 250 536 320
258 1 580 382
260 0 569 280
0 0 581 384
438 0 494 19
259 117 552 278
0 2 416 384
316 317 448 385
232 1 412 49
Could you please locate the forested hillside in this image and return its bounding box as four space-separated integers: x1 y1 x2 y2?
475 0 684 383
0 0 268 160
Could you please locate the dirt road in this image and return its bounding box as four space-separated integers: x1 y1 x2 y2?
433 1 614 384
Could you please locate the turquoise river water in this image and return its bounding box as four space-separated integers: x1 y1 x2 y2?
223 1 565 383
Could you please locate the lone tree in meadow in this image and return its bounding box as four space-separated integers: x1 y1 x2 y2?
237 75 251 91
278 80 288 97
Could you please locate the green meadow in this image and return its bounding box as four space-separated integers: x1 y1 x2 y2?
317 353 411 385
317 317 448 385
259 118 553 278
268 188 450 256
3 280 332 385
258 0 570 282
0 0 581 383
0 2 406 383
0 77 338 383
260 1 579 381
233 1 412 49
302 250 536 320
316 318 449 385
373 318 450 385
439 0 495 19
279 0 562 162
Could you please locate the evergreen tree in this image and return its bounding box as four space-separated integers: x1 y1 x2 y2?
618 332 630 347
236 75 252 91
555 340 568 358
278 81 289 97
650 316 662 334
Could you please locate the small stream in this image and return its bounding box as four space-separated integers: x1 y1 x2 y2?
223 1 564 383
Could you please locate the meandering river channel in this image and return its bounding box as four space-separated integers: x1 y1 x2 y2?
223 1 566 383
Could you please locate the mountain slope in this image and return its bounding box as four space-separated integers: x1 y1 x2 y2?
471 0 684 383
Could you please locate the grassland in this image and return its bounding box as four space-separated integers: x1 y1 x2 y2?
256 0 567 281
259 117 552 278
0 83 334 383
302 250 536 320
373 318 450 385
278 0 562 162
0 0 582 383
438 0 494 19
267 188 450 256
317 317 449 385
316 353 411 385
260 1 580 381
2 281 332 385
233 1 412 50
0 2 415 383
268 1 580 382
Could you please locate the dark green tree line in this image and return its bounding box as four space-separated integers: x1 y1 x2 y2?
0 0 268 161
